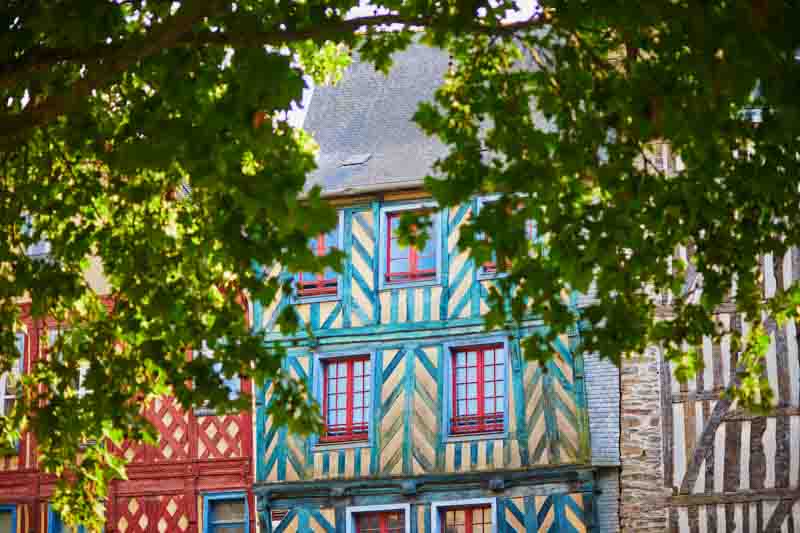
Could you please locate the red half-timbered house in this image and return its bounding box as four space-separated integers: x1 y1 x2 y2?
0 299 255 533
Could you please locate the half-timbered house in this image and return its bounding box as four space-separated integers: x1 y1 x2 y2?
0 272 256 531
253 44 617 533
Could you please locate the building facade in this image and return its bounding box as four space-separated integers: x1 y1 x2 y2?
3 43 797 533
0 296 256 532
252 45 611 533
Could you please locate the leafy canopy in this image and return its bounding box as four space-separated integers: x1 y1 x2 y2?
2 0 799 529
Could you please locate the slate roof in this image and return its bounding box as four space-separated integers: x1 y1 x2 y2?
303 44 450 196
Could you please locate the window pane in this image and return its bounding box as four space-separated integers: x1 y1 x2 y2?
325 229 338 249
390 258 409 274
456 384 466 400
467 352 477 365
213 526 245 533
0 512 12 533
210 499 245 522
417 253 435 271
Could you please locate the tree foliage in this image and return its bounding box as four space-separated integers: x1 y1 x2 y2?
1 0 799 529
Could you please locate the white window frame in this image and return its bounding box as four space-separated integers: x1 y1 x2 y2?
442 335 511 442
193 339 242 416
431 497 498 533
48 328 89 399
311 349 376 451
0 333 25 416
378 201 442 290
345 503 411 533
294 210 345 304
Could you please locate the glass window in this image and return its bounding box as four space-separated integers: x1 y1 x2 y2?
48 328 89 398
451 344 505 435
0 334 24 416
208 497 246 533
198 340 240 401
297 227 339 297
442 506 492 533
356 511 405 533
385 211 436 283
321 356 370 443
0 509 13 533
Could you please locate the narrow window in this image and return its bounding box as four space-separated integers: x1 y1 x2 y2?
297 229 338 297
207 497 246 533
0 506 14 533
198 340 241 401
441 506 492 533
0 334 24 416
385 211 436 283
451 344 505 435
356 511 405 533
321 356 370 443
48 328 89 398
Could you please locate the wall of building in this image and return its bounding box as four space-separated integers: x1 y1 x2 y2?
619 346 671 532
585 351 621 531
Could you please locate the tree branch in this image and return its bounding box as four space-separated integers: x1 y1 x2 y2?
0 10 547 148
0 0 226 147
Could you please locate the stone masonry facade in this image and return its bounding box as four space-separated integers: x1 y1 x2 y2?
619 346 672 532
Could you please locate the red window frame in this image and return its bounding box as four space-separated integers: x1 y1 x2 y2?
441 505 492 533
355 511 405 533
297 230 338 297
480 210 536 275
385 211 436 283
321 356 370 443
450 344 505 435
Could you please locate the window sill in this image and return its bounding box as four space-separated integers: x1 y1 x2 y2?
445 430 506 443
312 439 371 452
476 269 508 281
294 292 341 304
380 278 440 291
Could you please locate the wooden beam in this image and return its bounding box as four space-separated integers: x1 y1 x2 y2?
670 488 800 506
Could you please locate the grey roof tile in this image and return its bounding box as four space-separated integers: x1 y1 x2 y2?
303 44 450 196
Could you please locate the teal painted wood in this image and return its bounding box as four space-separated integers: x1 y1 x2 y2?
342 209 354 328
510 337 530 466
370 348 383 476
371 201 382 323
439 206 451 321
403 347 414 474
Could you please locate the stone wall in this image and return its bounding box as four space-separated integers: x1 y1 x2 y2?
619 346 672 532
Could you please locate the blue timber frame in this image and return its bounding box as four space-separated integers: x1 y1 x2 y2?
252 196 595 533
